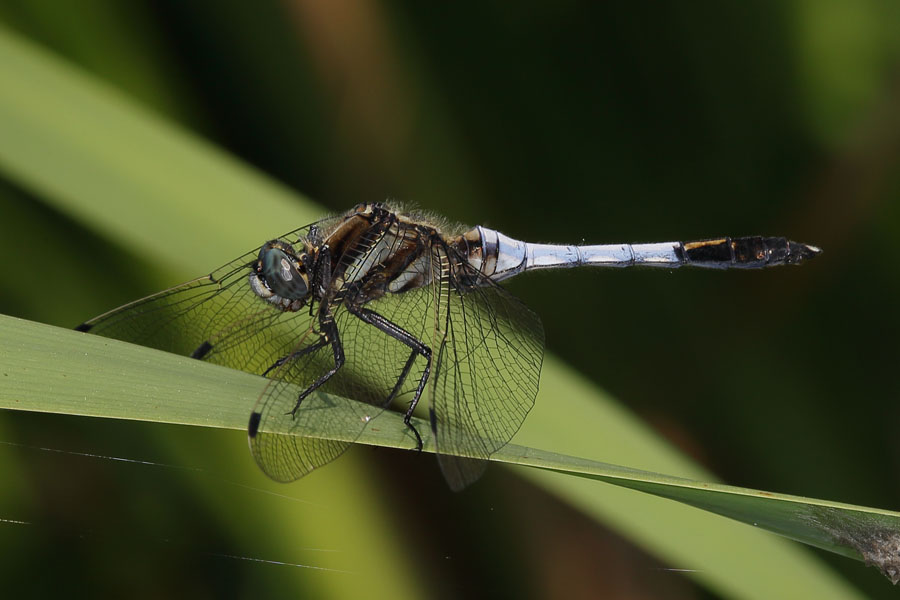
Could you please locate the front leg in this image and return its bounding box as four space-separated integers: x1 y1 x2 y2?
262 334 328 377
289 313 345 416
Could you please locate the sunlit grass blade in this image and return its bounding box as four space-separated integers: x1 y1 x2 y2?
3 313 900 587
2 314 898 589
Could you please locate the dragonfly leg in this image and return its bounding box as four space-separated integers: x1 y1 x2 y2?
347 304 431 451
261 334 328 377
288 316 345 417
384 350 418 408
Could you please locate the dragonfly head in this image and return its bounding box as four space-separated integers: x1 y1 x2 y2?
250 240 311 311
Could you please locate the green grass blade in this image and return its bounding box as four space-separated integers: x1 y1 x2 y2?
0 22 314 275
2 313 898 588
0 23 879 597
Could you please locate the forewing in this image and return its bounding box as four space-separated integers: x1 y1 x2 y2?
76 222 325 374
431 255 545 491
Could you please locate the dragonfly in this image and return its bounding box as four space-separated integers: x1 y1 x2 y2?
76 203 820 490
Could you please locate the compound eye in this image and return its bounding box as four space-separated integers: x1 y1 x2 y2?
258 246 308 299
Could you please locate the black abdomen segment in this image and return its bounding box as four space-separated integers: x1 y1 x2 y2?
675 236 821 269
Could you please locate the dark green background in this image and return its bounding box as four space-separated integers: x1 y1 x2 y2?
1 1 898 598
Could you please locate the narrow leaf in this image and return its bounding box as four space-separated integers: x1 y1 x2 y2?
2 314 898 586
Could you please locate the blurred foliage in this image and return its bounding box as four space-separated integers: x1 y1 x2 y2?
0 0 899 597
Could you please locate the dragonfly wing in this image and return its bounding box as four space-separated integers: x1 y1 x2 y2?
246 299 436 481
246 329 368 482
75 222 333 373
431 251 545 491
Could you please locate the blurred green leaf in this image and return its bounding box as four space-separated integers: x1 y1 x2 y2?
793 0 900 146
0 20 311 275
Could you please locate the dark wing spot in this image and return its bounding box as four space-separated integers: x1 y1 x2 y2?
429 407 438 433
190 341 213 359
248 411 262 437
